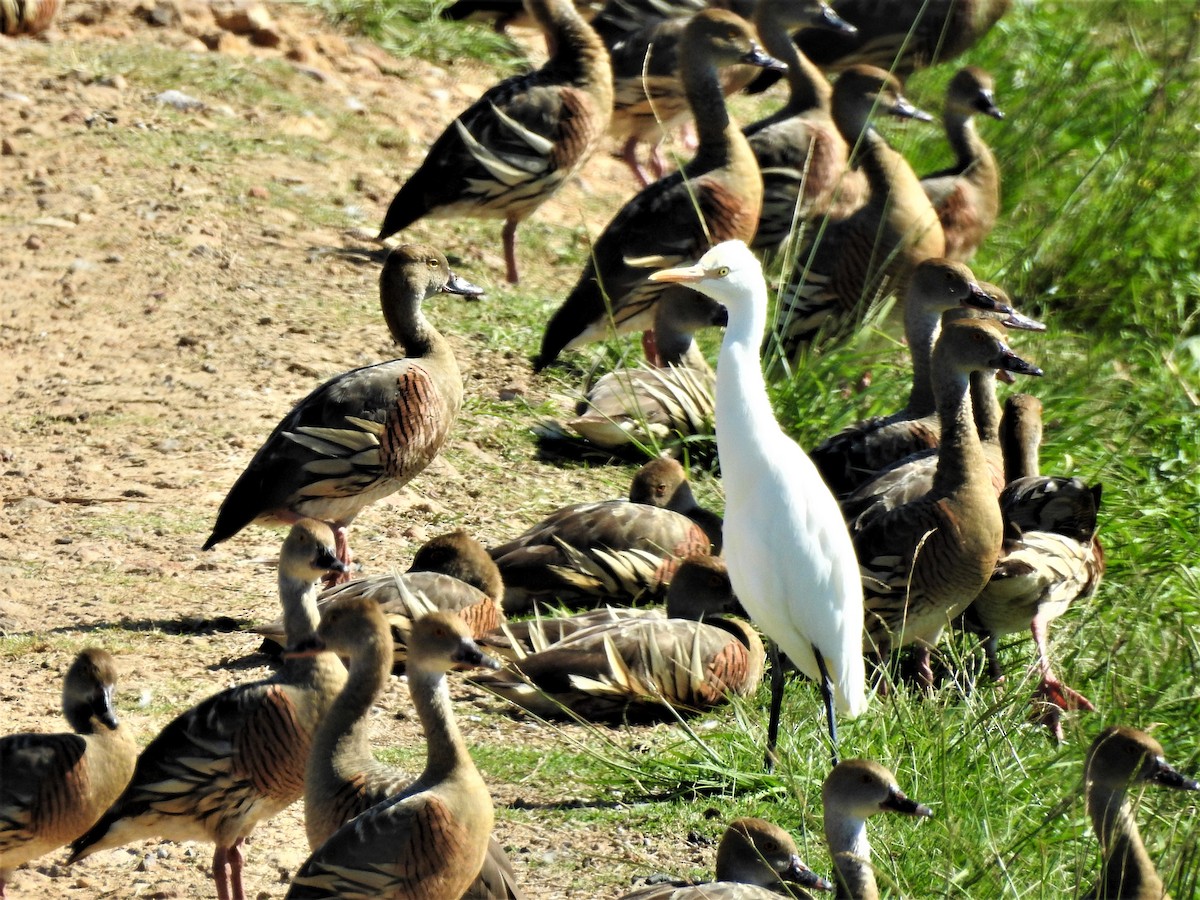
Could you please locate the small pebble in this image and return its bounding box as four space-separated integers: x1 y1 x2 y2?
154 90 204 111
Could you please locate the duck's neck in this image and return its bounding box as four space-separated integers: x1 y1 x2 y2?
901 305 944 418
1088 782 1165 899
1000 404 1042 483
280 575 346 686
379 272 441 359
279 573 322 645
309 637 394 788
931 369 987 497
970 369 1002 446
857 128 927 216
408 667 478 789
825 811 878 900
944 110 985 172
682 45 738 169
655 326 706 369
534 0 610 90
760 10 830 119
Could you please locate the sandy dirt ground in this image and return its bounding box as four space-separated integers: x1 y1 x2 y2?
0 2 734 896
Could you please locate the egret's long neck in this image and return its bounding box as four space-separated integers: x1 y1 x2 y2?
715 282 778 468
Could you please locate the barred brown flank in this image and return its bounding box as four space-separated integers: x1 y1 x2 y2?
286 612 501 900
773 66 943 370
235 686 307 797
535 10 766 371
67 523 348 900
377 0 611 284
201 246 470 579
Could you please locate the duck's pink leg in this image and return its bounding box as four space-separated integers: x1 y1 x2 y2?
503 218 520 285
1029 611 1094 742
622 136 652 187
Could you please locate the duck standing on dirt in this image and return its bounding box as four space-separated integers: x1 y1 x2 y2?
378 0 613 284
201 245 482 578
0 649 137 898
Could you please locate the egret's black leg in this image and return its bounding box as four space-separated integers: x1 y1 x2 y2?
813 645 838 769
766 641 786 772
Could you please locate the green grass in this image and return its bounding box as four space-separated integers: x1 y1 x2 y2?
374 0 1200 894
4 0 1195 894
291 0 523 71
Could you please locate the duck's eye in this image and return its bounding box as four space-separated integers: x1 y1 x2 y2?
716 266 731 277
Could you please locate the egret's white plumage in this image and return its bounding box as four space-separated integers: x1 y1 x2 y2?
650 240 866 765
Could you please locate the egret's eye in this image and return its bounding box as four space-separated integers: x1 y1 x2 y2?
715 266 731 277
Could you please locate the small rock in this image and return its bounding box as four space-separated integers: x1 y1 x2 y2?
139 0 181 27
104 254 123 263
24 235 42 250
247 185 269 199
250 25 282 47
498 383 525 401
212 1 272 34
154 89 204 111
285 36 318 64
69 258 95 273
13 497 53 510
78 183 106 202
1 138 16 156
32 216 76 229
96 73 128 90
136 853 156 872
2 91 33 105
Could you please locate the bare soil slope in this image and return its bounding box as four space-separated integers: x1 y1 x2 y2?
0 3 719 896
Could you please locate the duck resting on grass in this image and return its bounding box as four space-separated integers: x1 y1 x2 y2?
619 817 833 898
